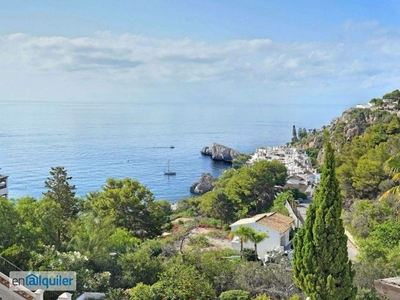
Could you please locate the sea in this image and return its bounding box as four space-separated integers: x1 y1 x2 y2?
0 100 351 202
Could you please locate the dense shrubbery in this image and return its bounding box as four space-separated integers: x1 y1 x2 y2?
219 289 251 300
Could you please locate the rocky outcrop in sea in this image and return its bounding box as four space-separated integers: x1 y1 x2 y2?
201 143 241 162
190 173 216 195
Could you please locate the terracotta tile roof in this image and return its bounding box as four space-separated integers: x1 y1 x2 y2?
256 212 294 234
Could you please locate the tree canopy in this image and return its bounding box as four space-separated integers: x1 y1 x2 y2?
87 178 170 238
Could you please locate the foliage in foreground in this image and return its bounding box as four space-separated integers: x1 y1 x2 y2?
293 134 357 299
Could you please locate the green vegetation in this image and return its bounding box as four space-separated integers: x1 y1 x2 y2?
86 178 169 238
44 166 81 247
219 289 251 300
229 225 268 260
290 90 400 298
383 89 400 109
151 264 215 299
232 154 252 169
229 226 253 257
5 90 400 299
197 159 287 224
292 125 298 143
305 147 319 167
0 163 303 299
293 134 357 299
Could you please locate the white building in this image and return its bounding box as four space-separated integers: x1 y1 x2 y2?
356 103 373 109
0 175 8 198
230 212 294 258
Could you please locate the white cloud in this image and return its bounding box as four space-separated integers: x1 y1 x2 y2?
1 22 400 102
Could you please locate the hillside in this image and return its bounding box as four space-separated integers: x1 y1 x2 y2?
294 92 400 207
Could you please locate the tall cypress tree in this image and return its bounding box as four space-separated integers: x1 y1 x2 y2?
292 125 298 143
293 134 357 300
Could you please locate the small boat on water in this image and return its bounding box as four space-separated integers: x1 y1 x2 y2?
164 160 176 175
170 146 175 149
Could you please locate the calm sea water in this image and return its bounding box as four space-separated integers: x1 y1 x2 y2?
0 100 350 202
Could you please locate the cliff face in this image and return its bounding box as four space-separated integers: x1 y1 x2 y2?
334 108 382 140
201 143 241 162
190 173 216 195
331 108 389 141
298 108 394 164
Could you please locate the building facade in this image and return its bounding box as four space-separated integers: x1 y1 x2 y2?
230 212 294 259
0 175 8 198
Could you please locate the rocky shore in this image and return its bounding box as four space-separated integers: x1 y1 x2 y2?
201 143 240 162
190 173 216 195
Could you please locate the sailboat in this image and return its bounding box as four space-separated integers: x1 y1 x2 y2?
164 160 176 175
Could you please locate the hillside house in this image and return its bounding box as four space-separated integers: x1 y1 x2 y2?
0 175 8 198
230 212 294 258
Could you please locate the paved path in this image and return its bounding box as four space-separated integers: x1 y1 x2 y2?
347 240 358 261
296 198 312 221
296 198 359 261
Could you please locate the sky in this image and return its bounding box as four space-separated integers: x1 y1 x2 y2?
1 0 400 105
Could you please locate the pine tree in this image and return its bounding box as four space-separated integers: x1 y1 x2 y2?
292 133 357 300
44 166 79 246
44 166 78 220
292 125 298 143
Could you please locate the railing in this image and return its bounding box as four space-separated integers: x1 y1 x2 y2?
0 256 21 275
0 256 61 300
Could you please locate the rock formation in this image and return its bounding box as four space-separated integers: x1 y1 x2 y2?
201 143 241 162
298 107 394 165
190 173 216 195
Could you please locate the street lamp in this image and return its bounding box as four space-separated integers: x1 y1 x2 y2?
109 252 117 288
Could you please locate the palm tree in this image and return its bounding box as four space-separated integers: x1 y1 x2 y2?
248 231 269 260
380 153 400 199
229 226 254 258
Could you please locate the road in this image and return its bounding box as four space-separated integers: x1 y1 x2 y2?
296 198 359 261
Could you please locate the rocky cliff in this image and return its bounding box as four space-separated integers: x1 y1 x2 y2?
297 107 394 165
190 173 216 195
201 143 241 162
307 109 388 146
331 108 391 141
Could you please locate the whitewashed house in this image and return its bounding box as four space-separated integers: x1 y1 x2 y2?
0 174 8 198
230 212 294 258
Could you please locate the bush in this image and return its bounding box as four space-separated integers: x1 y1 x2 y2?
241 248 257 262
1 244 31 270
151 264 215 299
104 288 130 300
129 283 152 300
233 155 251 169
223 224 231 231
84 271 111 292
219 289 251 300
356 288 380 300
198 218 220 228
205 230 229 240
254 294 274 300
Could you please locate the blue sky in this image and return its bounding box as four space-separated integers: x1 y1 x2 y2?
1 1 400 105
